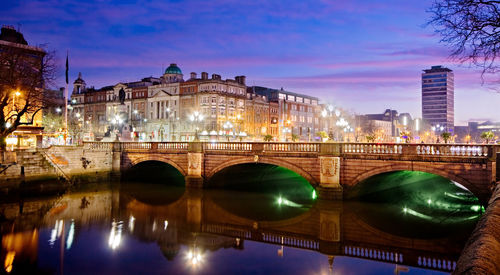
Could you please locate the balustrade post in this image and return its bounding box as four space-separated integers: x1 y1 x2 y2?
151 142 158 152
401 144 417 155
252 143 264 154
487 145 498 161
319 143 341 156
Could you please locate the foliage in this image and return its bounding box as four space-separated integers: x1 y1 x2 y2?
365 134 376 142
400 131 412 143
480 130 494 143
68 114 85 144
291 134 299 142
428 0 500 82
441 132 452 143
263 134 273 142
0 46 57 150
42 111 64 134
316 131 329 140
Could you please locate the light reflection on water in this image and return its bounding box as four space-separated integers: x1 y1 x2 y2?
0 169 481 275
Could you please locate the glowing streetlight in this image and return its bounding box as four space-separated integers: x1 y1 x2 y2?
190 111 204 141
108 220 123 250
186 247 204 268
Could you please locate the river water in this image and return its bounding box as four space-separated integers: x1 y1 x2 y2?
0 163 483 274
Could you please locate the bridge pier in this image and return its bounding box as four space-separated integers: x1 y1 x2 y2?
317 155 343 200
112 141 122 176
186 143 204 188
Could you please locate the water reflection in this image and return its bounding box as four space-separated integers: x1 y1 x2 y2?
0 180 479 274
346 171 482 239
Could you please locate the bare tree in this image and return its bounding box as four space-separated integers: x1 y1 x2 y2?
0 45 57 150
428 0 500 83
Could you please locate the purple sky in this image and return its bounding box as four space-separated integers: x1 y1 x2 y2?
2 0 499 125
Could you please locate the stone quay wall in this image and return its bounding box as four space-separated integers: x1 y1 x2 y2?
0 145 113 185
454 184 500 275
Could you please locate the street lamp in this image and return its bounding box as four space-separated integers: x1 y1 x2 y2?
189 111 204 141
285 119 292 141
223 121 233 141
11 90 21 114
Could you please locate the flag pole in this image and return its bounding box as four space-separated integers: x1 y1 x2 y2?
64 51 69 145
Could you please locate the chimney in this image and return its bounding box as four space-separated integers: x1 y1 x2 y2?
212 74 221 80
240 75 246 86
201 72 208 80
235 76 240 83
190 72 197 79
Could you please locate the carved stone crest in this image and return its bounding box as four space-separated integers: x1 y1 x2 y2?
188 152 202 176
319 156 340 187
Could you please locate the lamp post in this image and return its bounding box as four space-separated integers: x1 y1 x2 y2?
321 105 342 141
285 119 292 142
189 111 204 141
223 121 233 141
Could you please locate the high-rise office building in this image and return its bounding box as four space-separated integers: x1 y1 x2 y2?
422 65 454 131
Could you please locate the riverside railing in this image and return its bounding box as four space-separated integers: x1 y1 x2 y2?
81 141 497 159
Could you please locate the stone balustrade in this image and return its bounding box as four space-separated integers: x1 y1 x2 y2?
81 141 497 159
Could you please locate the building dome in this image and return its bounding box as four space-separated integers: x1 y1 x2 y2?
164 63 182 75
73 72 85 84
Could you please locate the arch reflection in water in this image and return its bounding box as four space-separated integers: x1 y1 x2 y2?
0 180 478 274
208 163 316 221
346 171 482 239
123 160 185 186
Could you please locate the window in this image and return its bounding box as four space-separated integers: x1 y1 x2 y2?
287 95 295 101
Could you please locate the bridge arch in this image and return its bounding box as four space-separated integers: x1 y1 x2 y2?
127 156 187 176
206 156 318 186
349 163 481 199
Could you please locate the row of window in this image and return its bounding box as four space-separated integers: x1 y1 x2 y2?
278 93 317 105
200 96 245 107
422 83 447 88
422 74 448 79
422 78 447 83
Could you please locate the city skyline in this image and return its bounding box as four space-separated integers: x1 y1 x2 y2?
1 0 499 125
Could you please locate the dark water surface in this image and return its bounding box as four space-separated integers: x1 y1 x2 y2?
0 165 483 274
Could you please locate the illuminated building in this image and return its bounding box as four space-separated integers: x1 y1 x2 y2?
422 65 454 132
251 86 318 141
179 72 247 141
245 91 270 140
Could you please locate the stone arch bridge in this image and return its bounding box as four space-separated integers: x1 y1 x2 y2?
83 141 499 203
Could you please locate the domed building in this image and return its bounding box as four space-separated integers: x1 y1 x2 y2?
73 72 86 94
162 63 183 83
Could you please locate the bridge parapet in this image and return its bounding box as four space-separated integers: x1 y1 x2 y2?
82 141 496 159
341 143 493 158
